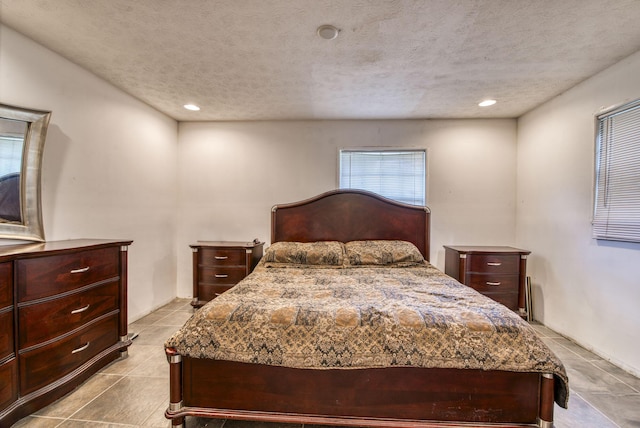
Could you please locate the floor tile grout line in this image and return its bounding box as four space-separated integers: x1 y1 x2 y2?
585 360 640 394
553 337 640 394
11 414 66 427
99 343 158 377
59 416 140 427
570 390 622 428
531 325 640 427
139 395 171 428
61 372 128 425
553 336 640 403
550 331 640 426
551 337 597 362
126 374 169 379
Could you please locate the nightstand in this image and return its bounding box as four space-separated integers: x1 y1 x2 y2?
190 241 264 308
444 245 530 317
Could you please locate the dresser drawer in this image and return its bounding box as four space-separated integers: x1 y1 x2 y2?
18 281 120 349
16 247 120 302
466 274 519 293
19 314 119 395
199 284 234 301
466 254 519 274
0 309 14 360
0 262 12 308
0 358 18 411
199 248 246 266
199 266 247 285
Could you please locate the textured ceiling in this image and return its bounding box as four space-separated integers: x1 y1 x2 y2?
1 0 640 121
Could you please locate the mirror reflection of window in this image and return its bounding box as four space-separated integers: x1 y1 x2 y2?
0 118 26 222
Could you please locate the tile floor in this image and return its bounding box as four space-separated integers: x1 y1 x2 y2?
10 298 640 428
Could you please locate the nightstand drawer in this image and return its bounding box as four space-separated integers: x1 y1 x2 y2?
16 247 120 302
444 246 530 315
466 274 519 293
18 281 120 349
200 248 246 266
483 292 519 311
200 267 247 285
19 314 119 395
199 284 234 301
191 241 264 307
466 254 519 274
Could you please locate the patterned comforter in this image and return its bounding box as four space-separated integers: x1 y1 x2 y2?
166 250 568 407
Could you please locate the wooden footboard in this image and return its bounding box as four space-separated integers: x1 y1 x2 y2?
165 347 554 428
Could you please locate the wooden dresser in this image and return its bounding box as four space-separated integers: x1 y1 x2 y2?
190 241 263 308
444 245 530 317
0 239 132 427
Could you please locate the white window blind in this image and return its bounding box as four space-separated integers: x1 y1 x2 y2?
593 99 640 242
339 150 426 206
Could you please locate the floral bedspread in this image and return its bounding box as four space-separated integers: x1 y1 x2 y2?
166 261 568 407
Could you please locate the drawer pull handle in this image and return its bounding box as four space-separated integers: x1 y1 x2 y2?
215 274 228 278
486 281 501 286
70 266 90 274
215 256 228 260
487 262 502 266
214 293 222 296
71 342 90 354
71 304 91 314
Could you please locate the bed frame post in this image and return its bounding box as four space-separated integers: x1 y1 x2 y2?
538 373 554 428
166 347 185 428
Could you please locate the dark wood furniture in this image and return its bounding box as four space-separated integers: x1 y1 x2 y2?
190 241 263 308
166 190 556 428
0 260 16 417
0 239 132 427
444 245 531 317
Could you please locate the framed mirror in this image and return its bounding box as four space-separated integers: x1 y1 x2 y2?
0 104 51 242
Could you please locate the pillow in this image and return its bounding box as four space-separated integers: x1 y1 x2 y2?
263 241 345 267
344 240 425 266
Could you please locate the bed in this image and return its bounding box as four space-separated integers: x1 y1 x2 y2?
165 189 568 428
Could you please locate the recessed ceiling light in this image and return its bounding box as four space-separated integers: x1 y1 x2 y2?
184 104 200 111
317 25 339 40
478 99 497 107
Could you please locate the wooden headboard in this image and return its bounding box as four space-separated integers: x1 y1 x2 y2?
271 189 431 261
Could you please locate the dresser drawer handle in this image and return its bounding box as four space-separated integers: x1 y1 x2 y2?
71 342 90 354
215 274 228 278
486 281 501 286
70 266 90 274
486 262 502 266
71 304 91 314
215 256 228 260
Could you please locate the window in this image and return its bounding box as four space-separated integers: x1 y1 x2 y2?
0 135 24 177
593 99 640 243
339 149 426 206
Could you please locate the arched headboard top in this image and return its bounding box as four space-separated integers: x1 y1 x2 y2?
271 189 431 261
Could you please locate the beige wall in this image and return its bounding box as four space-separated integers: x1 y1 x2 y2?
517 50 640 376
0 25 179 322
177 119 518 297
